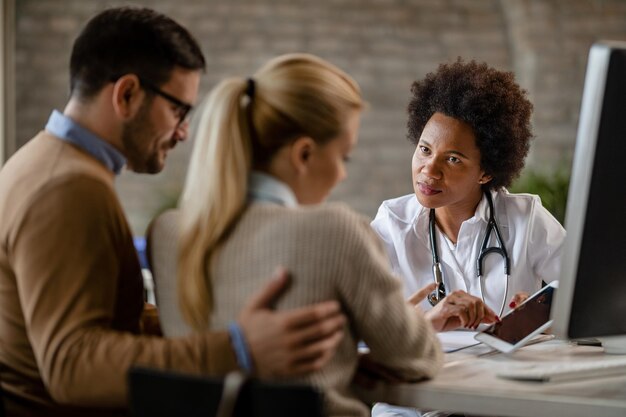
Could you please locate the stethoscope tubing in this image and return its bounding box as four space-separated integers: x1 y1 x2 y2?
428 190 511 317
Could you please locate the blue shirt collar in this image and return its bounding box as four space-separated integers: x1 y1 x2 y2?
247 171 298 207
45 110 126 175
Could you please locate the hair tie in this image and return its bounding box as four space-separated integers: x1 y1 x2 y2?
245 78 256 99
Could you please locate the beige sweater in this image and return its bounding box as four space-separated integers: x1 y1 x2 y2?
0 132 239 417
150 203 443 417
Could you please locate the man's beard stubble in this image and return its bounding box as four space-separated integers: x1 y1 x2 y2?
121 100 167 174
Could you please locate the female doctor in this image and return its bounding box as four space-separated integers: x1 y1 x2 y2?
371 59 566 417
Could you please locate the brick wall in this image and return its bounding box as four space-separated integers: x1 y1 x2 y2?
13 0 626 234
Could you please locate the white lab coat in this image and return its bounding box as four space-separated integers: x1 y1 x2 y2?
371 188 565 315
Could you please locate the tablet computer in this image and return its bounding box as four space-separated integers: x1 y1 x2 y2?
474 281 557 353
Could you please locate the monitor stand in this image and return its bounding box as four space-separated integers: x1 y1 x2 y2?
599 336 626 354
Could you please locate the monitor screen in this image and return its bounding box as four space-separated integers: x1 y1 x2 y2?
552 41 626 353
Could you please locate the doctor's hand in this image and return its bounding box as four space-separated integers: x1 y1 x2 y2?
508 291 529 309
420 289 499 332
407 283 438 312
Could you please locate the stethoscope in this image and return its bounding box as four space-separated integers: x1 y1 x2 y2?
427 191 511 317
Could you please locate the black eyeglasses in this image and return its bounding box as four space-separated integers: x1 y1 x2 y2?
139 79 193 126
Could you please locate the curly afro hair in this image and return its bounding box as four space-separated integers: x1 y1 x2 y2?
407 59 533 190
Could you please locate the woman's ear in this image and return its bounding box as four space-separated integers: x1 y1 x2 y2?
290 136 316 174
478 173 493 185
111 74 144 121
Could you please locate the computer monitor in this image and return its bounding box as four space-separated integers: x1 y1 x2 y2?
551 41 626 354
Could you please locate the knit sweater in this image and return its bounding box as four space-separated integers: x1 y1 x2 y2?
150 203 443 417
0 132 240 417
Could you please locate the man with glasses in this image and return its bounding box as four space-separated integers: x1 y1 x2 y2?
140 78 194 125
0 7 345 416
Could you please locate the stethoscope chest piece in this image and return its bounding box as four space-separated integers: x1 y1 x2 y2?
428 280 447 306
426 190 511 315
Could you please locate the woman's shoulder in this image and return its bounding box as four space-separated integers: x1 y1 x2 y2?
495 189 563 227
496 188 540 204
248 203 384 255
301 202 371 230
496 188 545 214
148 209 181 241
375 193 422 225
247 202 368 230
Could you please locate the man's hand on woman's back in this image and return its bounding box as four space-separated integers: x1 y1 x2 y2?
238 267 346 378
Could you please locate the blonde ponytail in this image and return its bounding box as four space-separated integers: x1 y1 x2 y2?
177 53 364 331
178 78 252 330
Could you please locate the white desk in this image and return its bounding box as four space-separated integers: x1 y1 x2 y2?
357 339 626 417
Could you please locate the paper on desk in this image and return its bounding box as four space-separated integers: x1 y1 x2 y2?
357 331 484 354
437 330 481 353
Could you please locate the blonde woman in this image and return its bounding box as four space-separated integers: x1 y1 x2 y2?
149 53 443 416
